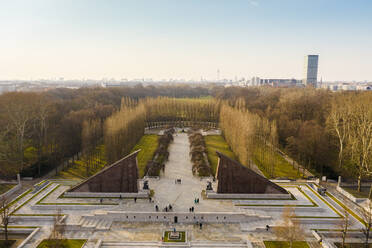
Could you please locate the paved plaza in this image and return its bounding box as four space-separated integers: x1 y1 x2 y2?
1 132 369 247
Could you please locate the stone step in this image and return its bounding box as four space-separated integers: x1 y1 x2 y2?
97 220 112 230
240 219 273 231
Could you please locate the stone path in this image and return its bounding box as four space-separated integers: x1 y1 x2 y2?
149 133 234 213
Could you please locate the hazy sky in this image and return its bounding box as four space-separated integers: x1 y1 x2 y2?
1 0 372 81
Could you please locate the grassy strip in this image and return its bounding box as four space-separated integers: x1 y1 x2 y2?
34 180 47 187
12 214 59 216
0 188 32 214
297 186 318 207
326 191 366 226
236 187 314 207
312 228 362 232
37 239 87 248
11 183 52 214
163 231 186 243
294 216 341 219
204 135 236 174
37 185 117 206
0 225 38 229
35 184 61 204
130 134 159 178
0 184 16 195
305 184 343 217
264 241 309 248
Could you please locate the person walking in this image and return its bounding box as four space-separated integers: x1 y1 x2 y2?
134 197 137 203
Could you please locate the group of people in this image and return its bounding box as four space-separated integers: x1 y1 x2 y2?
188 197 200 212
155 204 173 212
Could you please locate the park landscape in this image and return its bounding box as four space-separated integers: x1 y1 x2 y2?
0 86 372 248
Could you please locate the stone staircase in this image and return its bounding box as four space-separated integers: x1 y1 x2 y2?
65 215 113 231
78 216 113 230
101 241 250 247
240 218 274 231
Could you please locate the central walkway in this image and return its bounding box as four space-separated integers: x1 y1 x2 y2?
152 133 203 212
150 132 234 212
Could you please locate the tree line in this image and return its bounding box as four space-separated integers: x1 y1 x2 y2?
214 87 372 185
0 85 212 179
219 103 278 177
103 97 220 164
1 85 371 185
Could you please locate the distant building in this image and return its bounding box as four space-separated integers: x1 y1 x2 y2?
303 55 319 87
0 83 16 94
248 77 300 87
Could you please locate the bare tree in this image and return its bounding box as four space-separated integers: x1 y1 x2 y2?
274 207 304 248
49 209 65 247
0 196 11 242
362 198 372 248
327 95 350 168
339 208 351 248
347 97 372 192
2 93 35 172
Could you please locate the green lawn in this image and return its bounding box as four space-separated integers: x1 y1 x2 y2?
253 146 301 179
342 187 370 198
37 239 86 248
264 241 309 248
55 145 106 180
0 240 16 248
205 135 236 174
131 134 159 178
0 184 15 195
163 231 186 243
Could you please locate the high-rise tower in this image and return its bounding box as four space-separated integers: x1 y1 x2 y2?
303 55 319 87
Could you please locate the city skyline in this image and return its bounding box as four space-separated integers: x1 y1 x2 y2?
1 0 372 81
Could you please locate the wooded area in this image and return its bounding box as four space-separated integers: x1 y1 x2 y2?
0 85 371 186
0 85 210 179
214 87 372 185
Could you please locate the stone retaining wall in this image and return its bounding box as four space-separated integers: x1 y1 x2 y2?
0 183 21 199
206 192 292 199
86 211 270 224
240 206 326 213
17 227 40 248
336 185 366 203
63 191 149 198
31 204 115 211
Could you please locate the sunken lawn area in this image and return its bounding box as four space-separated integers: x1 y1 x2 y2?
205 135 236 174
0 184 15 195
37 239 86 248
264 241 309 248
253 146 301 179
55 145 106 180
131 134 159 178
